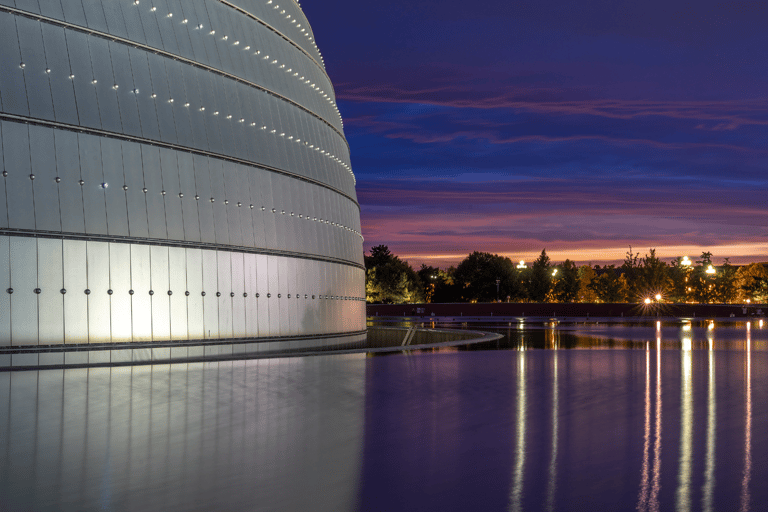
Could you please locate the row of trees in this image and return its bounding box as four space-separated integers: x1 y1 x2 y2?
364 245 768 304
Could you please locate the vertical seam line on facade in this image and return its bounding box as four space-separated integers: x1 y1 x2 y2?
0 5 349 152
0 112 360 210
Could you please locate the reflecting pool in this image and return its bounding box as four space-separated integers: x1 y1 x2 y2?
1 322 767 511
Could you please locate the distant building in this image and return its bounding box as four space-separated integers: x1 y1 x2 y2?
0 1 364 346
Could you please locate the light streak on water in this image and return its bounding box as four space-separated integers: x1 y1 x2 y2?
649 332 662 512
637 342 651 512
510 345 527 512
546 338 559 512
676 332 693 512
740 324 752 512
702 333 716 512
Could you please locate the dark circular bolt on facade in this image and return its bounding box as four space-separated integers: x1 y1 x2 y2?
0 0 363 345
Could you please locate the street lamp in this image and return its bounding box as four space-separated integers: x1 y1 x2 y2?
552 268 558 277
706 265 716 275
644 298 652 305
681 256 692 266
516 260 527 269
655 293 662 302
496 278 500 302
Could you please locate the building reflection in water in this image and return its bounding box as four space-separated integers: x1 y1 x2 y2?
0 359 365 512
741 322 752 512
4 323 768 511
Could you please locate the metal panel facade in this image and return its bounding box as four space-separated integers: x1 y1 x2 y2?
37 239 64 345
109 243 132 342
0 1 363 345
0 237 9 345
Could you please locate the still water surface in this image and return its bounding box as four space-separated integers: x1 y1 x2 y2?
1 321 767 511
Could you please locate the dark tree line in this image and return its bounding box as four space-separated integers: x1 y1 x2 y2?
365 245 768 304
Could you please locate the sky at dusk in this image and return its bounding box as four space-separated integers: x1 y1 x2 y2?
301 0 768 268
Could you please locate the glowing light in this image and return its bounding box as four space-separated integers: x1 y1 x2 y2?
516 260 527 269
645 298 652 304
706 265 716 275
681 256 692 266
655 294 662 301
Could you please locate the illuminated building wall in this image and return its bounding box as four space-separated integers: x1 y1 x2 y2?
0 0 365 347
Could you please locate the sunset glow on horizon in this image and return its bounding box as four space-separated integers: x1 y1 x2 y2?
396 243 768 269
302 0 768 270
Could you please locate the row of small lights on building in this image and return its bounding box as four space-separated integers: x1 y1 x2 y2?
130 0 342 126
0 172 363 241
16 59 354 184
266 0 327 70
4 286 364 300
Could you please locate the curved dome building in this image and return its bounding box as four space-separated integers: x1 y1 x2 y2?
0 0 365 357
